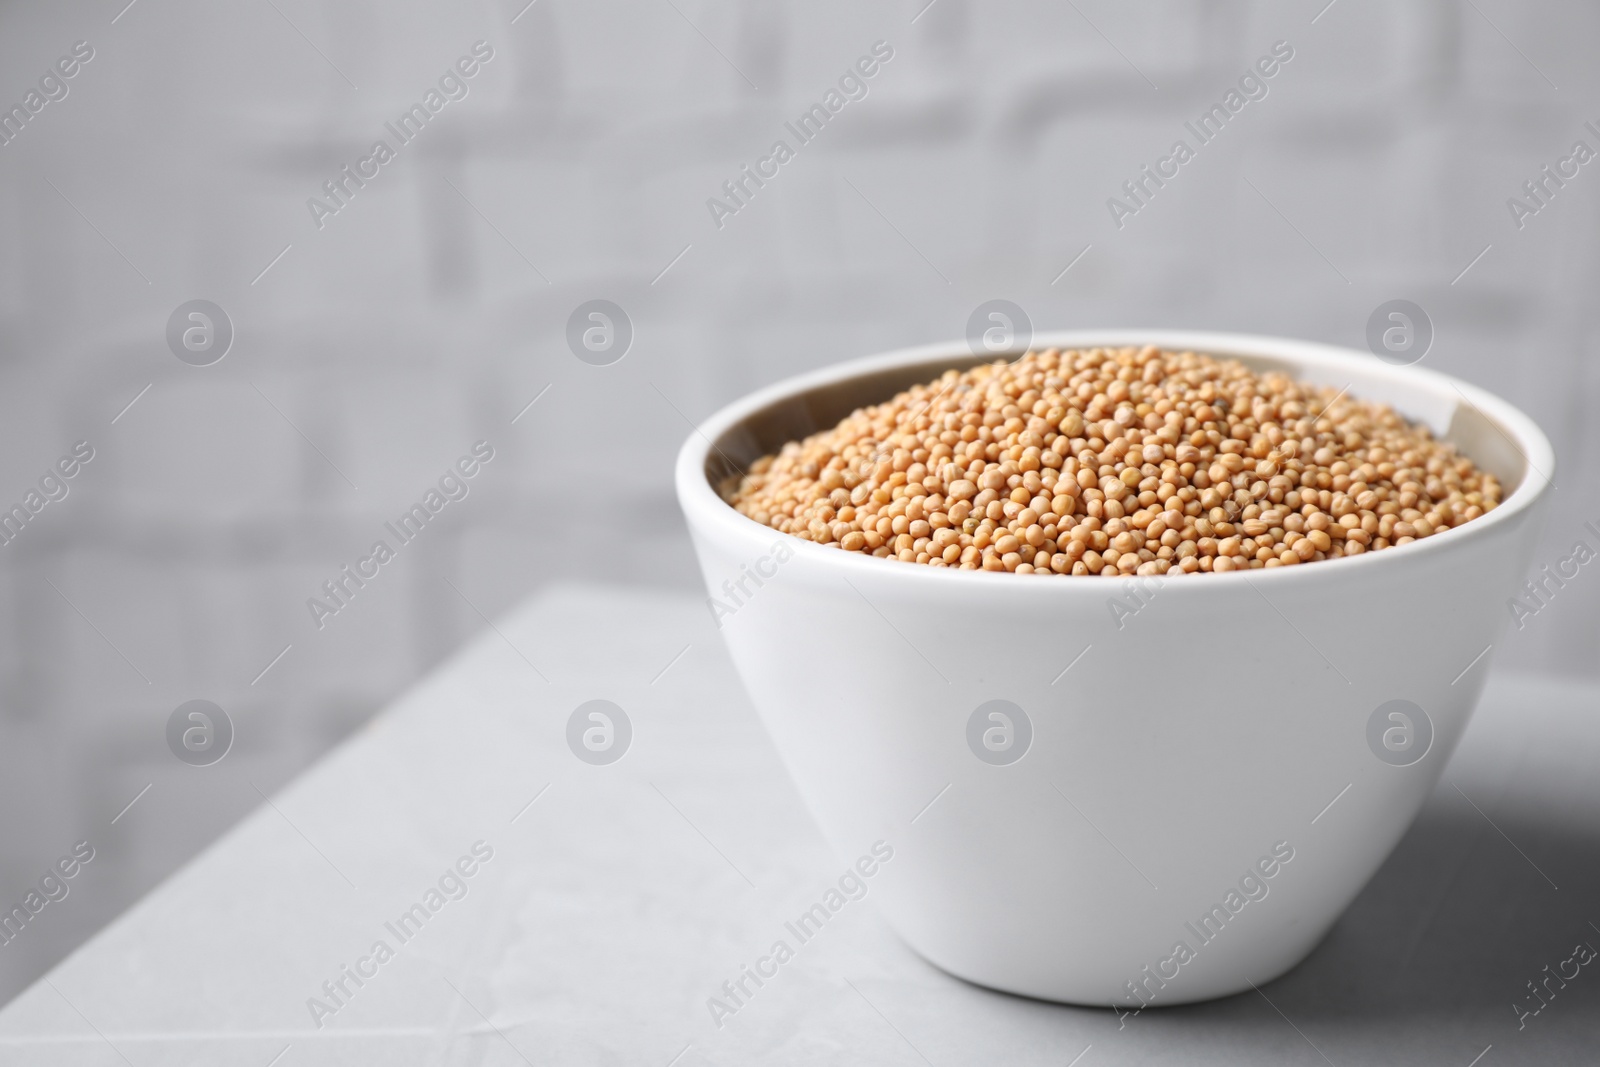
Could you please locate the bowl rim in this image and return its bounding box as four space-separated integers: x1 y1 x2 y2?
674 329 1555 593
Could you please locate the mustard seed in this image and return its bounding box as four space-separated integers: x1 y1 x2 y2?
720 346 1502 576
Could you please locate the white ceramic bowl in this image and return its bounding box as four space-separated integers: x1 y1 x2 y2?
674 330 1553 1006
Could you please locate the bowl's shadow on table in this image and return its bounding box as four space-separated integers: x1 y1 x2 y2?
1164 801 1599 1027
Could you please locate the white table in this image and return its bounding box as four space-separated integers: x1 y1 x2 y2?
2 585 1597 1065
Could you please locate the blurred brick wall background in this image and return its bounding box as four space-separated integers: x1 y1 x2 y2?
0 0 1595 1003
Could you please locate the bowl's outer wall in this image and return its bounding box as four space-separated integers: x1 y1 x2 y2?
687 496 1543 1005
678 335 1554 1005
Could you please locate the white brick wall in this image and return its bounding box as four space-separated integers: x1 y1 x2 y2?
0 0 1596 1002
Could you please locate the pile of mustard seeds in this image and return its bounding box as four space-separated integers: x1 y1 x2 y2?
720 346 1501 576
